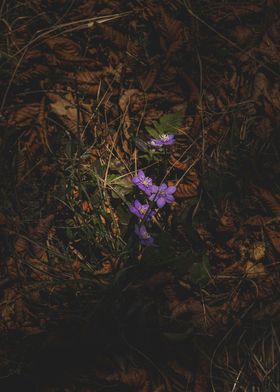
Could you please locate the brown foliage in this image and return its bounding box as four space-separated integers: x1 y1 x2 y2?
99 24 138 56
45 36 81 60
1 1 280 390
8 103 40 126
174 171 199 199
265 227 280 253
47 92 79 135
253 186 280 216
29 214 55 259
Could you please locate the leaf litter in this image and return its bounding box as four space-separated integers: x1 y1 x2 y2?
0 1 280 391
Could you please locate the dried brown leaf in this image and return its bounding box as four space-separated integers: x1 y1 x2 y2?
259 33 280 64
47 92 78 134
15 237 28 253
252 73 269 100
265 227 280 253
19 64 49 83
193 357 210 392
119 89 139 112
99 25 138 56
29 214 55 259
169 155 191 171
68 71 99 95
254 187 280 216
244 261 266 278
8 103 40 126
232 25 254 46
174 175 199 199
93 260 112 276
250 242 266 261
146 271 174 290
45 36 81 60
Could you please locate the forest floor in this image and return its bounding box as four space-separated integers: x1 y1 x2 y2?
0 1 280 391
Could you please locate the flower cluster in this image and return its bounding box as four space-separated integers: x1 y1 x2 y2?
130 170 176 246
128 113 179 247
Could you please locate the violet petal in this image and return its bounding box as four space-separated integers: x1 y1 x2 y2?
157 197 166 208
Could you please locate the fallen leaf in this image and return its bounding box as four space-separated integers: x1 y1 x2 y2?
265 227 280 253
244 261 265 277
47 92 78 135
250 242 266 261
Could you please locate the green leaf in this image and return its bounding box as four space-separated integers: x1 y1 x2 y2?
107 173 118 182
56 173 66 201
111 176 133 199
158 112 184 134
93 160 106 178
157 232 173 258
142 232 175 266
111 187 129 199
135 137 150 153
113 265 136 288
116 205 130 233
110 158 126 173
146 126 160 138
142 246 162 266
146 112 184 138
190 255 211 286
65 140 73 157
171 250 197 275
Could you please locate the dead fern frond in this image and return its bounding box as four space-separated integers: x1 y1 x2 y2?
19 65 49 83
99 24 138 56
254 186 280 216
45 36 81 60
29 214 55 259
8 103 40 127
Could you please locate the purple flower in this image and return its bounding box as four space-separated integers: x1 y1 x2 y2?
150 134 175 147
129 200 155 220
149 183 176 208
132 170 153 195
135 224 154 246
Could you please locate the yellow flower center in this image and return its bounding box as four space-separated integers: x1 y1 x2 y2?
140 207 146 214
161 134 169 141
